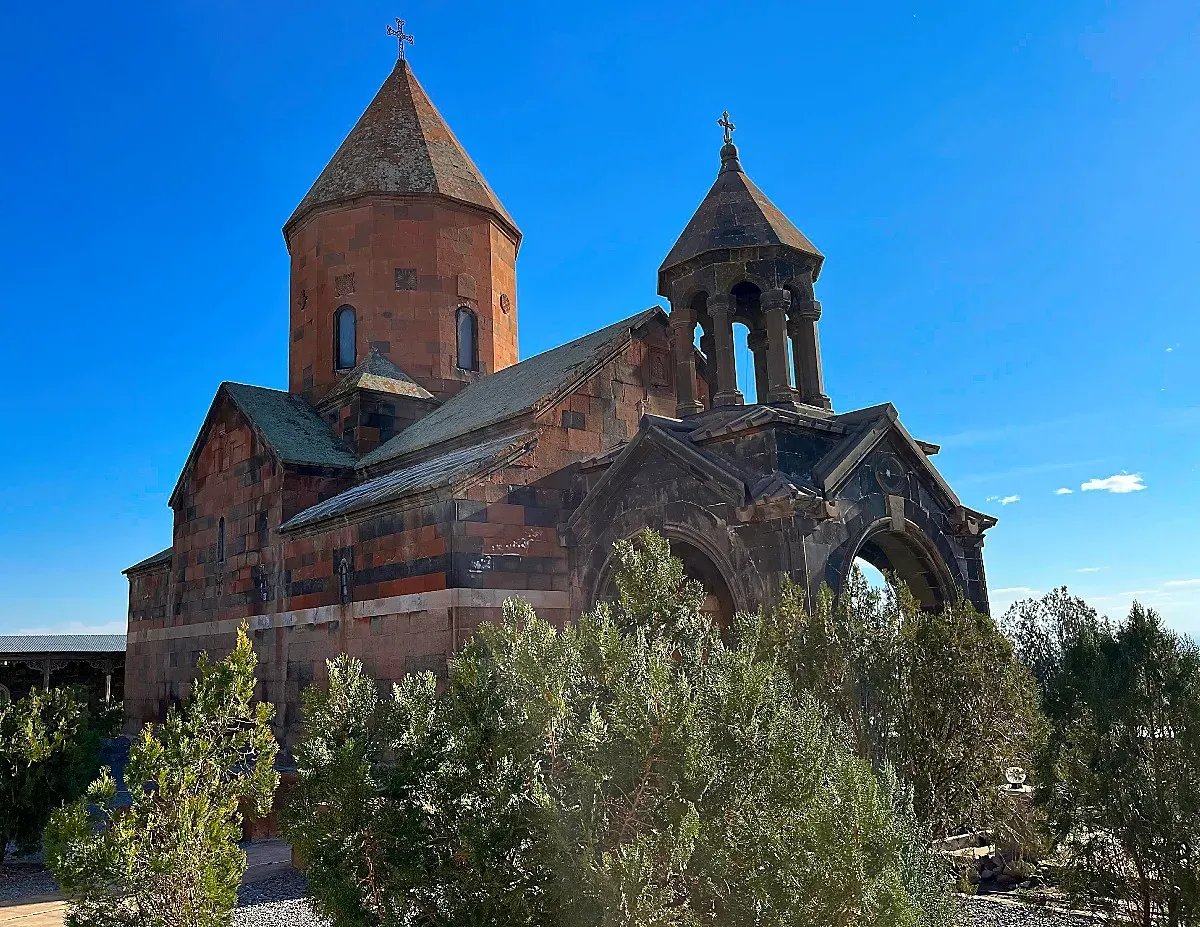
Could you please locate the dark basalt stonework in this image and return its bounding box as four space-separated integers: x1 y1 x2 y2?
567 403 994 622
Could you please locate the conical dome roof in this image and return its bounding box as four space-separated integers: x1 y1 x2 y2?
659 143 821 276
285 59 519 239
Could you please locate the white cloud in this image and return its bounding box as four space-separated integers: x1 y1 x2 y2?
1164 579 1200 588
1166 347 1174 353
1075 566 1104 573
1000 495 1020 505
993 586 1040 596
1081 473 1146 494
1055 487 1073 495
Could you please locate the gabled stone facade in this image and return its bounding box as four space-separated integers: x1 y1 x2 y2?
124 55 994 749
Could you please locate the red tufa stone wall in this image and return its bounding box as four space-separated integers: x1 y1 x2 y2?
286 196 519 404
125 325 704 746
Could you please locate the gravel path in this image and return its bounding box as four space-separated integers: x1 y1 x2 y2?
0 866 59 902
4 866 1105 927
960 895 1102 927
235 872 328 927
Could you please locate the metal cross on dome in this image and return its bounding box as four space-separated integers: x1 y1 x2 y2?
387 18 415 60
718 110 736 145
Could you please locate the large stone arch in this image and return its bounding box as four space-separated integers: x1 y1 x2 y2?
589 521 741 627
572 483 763 619
831 507 966 611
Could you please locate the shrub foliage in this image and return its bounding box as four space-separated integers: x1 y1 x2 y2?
765 571 1043 839
286 530 954 927
1008 591 1200 927
0 685 93 863
47 624 279 927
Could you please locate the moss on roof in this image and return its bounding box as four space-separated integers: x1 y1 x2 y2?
225 383 358 469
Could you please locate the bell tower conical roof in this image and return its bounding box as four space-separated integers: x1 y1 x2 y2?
658 142 821 279
285 58 519 241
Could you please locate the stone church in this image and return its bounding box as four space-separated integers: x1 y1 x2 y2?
123 55 996 742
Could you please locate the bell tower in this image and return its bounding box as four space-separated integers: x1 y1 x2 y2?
284 56 521 405
658 118 829 415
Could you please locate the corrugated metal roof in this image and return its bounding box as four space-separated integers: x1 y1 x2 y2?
359 308 662 469
0 634 126 655
282 432 535 532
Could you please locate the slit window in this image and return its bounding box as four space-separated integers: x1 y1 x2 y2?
456 307 478 371
217 517 226 563
335 305 357 370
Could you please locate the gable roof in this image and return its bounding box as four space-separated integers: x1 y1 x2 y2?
124 547 172 575
814 403 961 510
169 383 356 507
318 350 436 409
359 308 665 470
224 383 358 468
567 423 749 531
281 432 537 533
660 143 822 275
285 59 518 240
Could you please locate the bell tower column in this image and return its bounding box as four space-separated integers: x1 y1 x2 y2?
707 294 744 407
789 272 830 409
762 288 798 403
669 306 704 417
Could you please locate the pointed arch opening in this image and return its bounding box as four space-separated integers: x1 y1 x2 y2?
335 305 357 371
456 306 479 371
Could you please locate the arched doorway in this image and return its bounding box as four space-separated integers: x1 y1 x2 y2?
849 524 954 611
593 535 737 630
669 537 735 628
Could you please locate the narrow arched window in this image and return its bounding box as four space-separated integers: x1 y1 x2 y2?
456 307 478 371
335 305 357 370
338 558 352 605
217 516 226 563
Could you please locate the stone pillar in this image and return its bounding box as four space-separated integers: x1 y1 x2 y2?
746 329 769 403
707 294 744 407
762 288 798 403
788 273 831 409
669 307 704 417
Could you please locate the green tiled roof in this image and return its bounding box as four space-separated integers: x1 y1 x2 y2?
360 308 663 469
225 383 357 468
281 432 536 532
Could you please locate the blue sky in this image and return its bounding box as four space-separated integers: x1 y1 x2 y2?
1 1 1197 636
